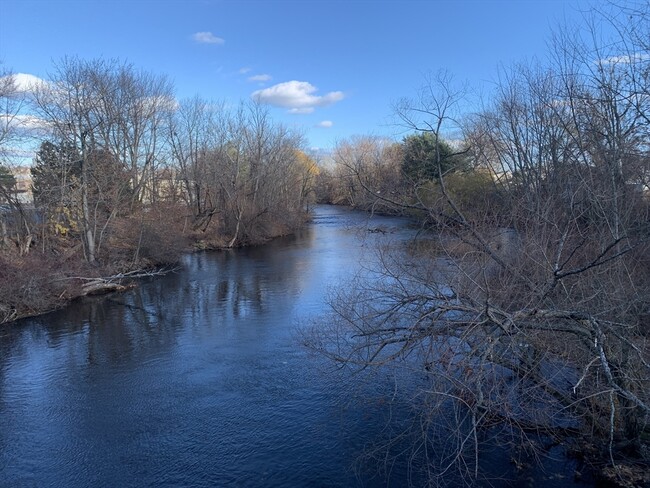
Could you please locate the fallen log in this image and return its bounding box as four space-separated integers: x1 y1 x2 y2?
81 280 135 296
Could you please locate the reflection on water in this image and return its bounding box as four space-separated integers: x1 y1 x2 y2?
0 206 410 488
0 206 590 487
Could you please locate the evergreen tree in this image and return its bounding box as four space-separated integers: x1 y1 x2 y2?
31 140 81 209
401 133 466 181
0 166 16 199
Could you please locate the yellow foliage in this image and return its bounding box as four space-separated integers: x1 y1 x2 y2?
413 170 501 219
295 150 320 176
49 206 80 236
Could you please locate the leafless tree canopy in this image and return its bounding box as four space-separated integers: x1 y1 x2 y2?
309 6 650 486
1 57 317 322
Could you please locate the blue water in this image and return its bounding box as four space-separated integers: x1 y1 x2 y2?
0 206 593 487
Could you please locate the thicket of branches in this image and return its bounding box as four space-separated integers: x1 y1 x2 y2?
0 58 318 322
310 5 650 487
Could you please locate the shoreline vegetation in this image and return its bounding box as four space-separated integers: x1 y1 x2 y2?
0 58 319 325
0 207 312 325
306 6 650 486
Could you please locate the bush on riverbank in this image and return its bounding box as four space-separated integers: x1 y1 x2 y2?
0 252 81 323
0 199 312 325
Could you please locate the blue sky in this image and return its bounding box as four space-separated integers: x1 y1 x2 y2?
0 0 603 151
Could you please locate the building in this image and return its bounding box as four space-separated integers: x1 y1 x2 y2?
7 166 33 205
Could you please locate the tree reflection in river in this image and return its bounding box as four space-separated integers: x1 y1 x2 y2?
0 206 594 487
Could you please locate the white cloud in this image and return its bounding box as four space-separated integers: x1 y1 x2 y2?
1 73 48 94
251 80 344 113
238 67 252 74
248 74 272 83
3 146 36 159
136 95 179 114
316 120 333 128
191 32 225 45
17 114 49 130
0 113 50 133
599 52 650 65
288 107 314 114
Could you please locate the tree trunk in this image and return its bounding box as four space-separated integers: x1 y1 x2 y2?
80 135 96 264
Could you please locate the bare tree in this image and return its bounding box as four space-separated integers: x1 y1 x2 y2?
167 99 309 247
309 17 650 487
33 58 107 263
329 136 404 211
167 95 223 227
91 63 174 207
0 68 19 160
0 67 34 255
32 58 174 264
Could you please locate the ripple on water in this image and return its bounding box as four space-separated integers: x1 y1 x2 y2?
0 206 591 488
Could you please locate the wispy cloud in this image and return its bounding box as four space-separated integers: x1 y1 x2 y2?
247 74 272 83
238 67 251 74
289 107 315 114
315 120 333 128
139 95 179 112
251 80 344 114
598 52 650 65
191 32 225 45
0 113 50 133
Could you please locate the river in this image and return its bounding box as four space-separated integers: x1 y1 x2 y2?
0 206 593 487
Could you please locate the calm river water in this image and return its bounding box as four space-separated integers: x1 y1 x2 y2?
0 206 593 487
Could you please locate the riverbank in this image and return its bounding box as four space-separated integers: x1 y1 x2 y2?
322 203 650 487
0 211 311 326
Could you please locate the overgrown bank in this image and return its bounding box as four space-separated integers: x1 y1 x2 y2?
310 6 650 487
0 58 318 324
0 203 311 325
